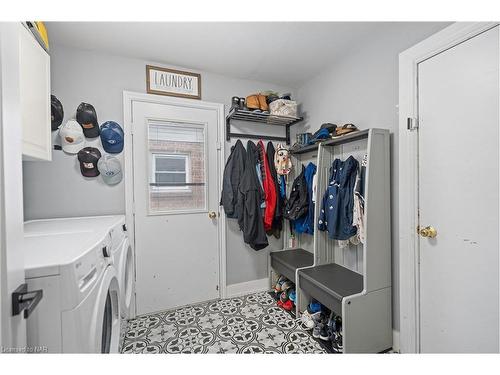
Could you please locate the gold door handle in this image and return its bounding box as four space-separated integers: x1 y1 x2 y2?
418 226 437 238
208 211 217 219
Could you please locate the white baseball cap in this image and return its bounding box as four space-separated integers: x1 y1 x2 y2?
59 119 85 154
97 155 122 185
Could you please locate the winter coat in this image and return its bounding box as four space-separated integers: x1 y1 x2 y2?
220 140 246 219
237 141 269 250
267 142 284 235
318 156 359 240
293 162 317 235
258 140 277 232
284 166 308 221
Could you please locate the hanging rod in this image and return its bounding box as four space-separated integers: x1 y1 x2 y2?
226 132 288 143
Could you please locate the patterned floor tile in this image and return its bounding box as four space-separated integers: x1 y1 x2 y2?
121 291 327 354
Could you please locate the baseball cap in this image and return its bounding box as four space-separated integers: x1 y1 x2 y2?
100 121 124 154
51 95 64 131
77 147 102 177
98 155 122 185
76 102 99 138
59 120 85 154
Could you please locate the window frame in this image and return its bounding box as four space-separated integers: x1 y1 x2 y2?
150 153 191 192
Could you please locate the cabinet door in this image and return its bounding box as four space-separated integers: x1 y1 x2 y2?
19 25 51 161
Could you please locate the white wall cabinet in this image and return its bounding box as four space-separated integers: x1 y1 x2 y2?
18 24 51 161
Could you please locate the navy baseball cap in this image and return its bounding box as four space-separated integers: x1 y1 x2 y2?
100 121 124 154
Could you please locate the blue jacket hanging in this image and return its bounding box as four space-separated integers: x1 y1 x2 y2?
318 156 358 240
293 162 317 235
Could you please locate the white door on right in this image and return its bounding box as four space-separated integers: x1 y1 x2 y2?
418 26 499 353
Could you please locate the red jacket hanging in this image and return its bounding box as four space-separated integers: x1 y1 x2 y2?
258 140 277 232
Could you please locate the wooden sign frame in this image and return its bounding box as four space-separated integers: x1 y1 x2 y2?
146 65 201 100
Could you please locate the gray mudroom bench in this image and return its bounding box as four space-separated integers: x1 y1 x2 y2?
270 128 392 353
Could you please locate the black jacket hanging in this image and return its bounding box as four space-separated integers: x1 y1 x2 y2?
237 141 269 251
220 140 246 219
284 165 308 221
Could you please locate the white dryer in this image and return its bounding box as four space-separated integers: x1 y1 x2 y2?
24 230 121 353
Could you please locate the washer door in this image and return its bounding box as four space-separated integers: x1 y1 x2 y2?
119 239 134 318
93 266 121 353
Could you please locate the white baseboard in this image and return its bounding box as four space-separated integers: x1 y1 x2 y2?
226 278 270 298
392 329 400 353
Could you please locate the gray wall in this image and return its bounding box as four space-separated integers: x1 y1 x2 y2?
294 22 450 333
22 23 451 320
22 44 292 286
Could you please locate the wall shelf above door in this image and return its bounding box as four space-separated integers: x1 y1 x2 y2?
225 108 303 145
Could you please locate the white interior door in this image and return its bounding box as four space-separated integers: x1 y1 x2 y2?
417 26 499 353
131 97 222 315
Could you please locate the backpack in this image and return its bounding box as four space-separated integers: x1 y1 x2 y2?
284 166 308 221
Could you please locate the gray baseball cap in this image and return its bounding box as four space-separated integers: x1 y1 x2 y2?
97 155 122 185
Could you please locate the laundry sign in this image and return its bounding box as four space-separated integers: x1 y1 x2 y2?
146 65 201 99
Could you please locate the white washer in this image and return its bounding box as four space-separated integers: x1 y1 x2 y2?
97 217 135 321
24 215 134 352
25 216 135 319
116 237 134 320
24 230 121 353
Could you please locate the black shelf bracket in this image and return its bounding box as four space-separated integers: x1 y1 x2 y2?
225 108 303 145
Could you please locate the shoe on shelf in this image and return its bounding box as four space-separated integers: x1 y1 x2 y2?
334 315 342 332
332 123 358 138
331 332 343 353
327 324 339 343
300 310 315 330
274 276 287 293
310 311 322 324
312 312 327 338
257 94 269 112
312 322 323 339
279 291 289 303
282 299 294 311
319 325 330 341
307 300 322 314
281 280 294 293
245 94 260 111
317 314 330 341
231 96 240 111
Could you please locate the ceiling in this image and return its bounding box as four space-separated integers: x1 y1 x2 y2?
46 22 449 88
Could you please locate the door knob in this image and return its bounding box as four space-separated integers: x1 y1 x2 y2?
208 211 217 219
418 226 437 238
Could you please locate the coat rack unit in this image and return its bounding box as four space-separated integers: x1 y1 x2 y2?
270 128 392 353
225 108 303 145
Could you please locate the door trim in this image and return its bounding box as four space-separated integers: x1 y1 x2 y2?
398 22 499 353
123 91 227 318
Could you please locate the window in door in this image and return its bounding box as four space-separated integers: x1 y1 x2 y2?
151 154 190 190
148 121 207 214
